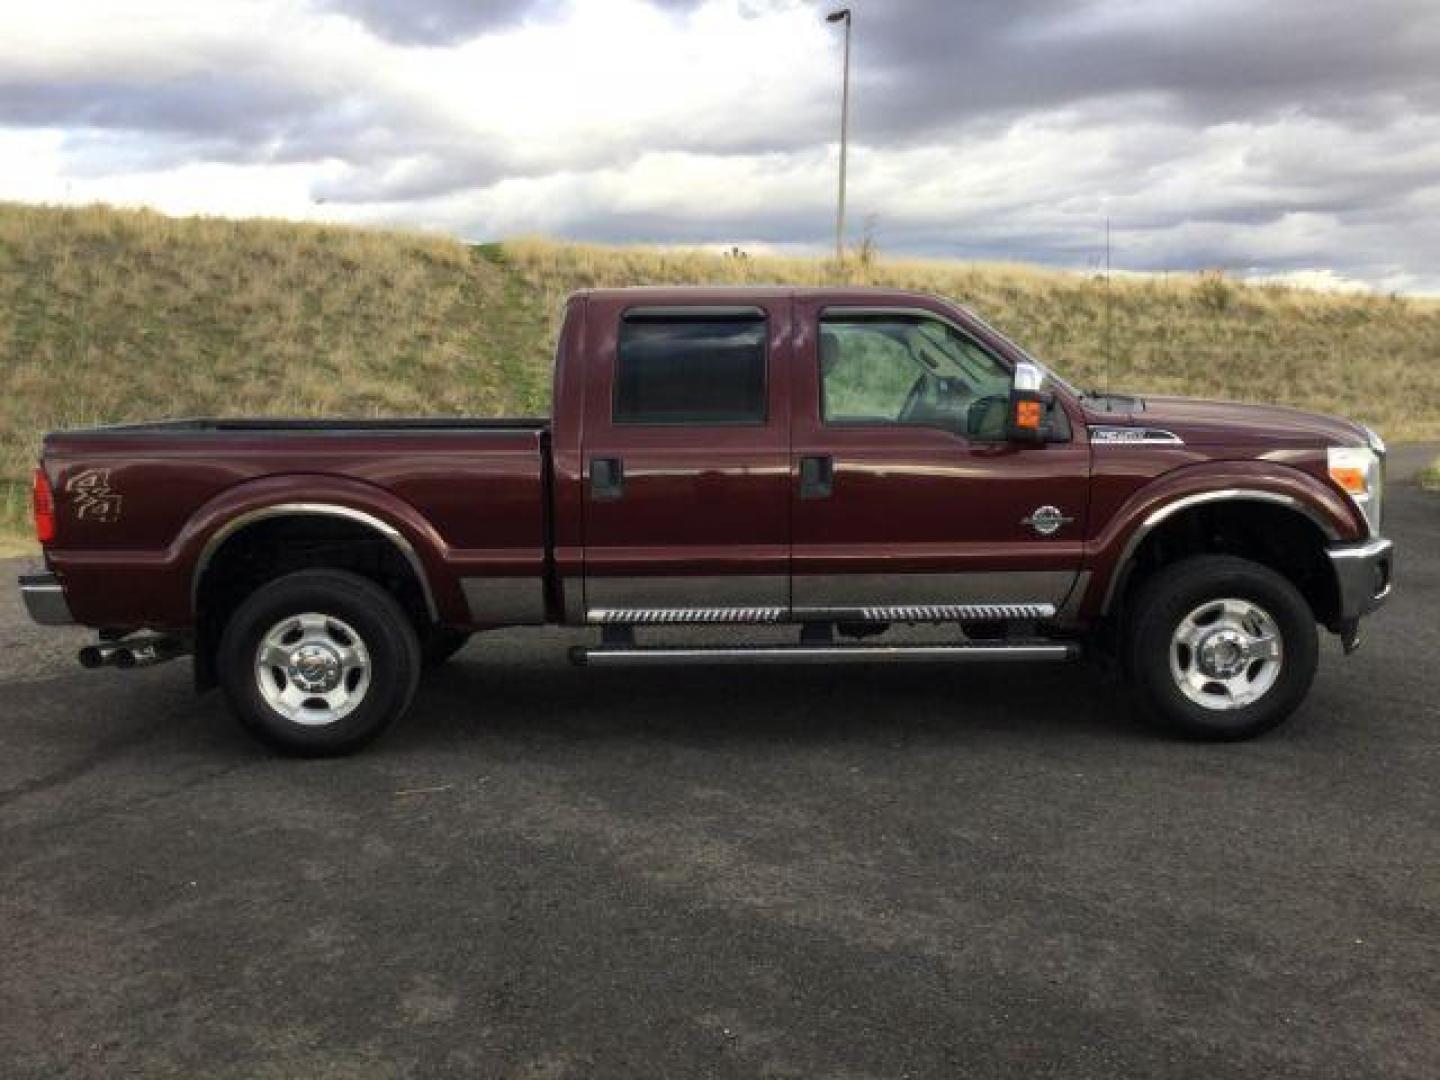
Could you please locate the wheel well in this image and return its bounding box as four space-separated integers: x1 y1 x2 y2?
193 514 434 687
1115 501 1338 627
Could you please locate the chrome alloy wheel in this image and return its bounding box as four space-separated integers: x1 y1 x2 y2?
1169 598 1283 711
254 613 371 726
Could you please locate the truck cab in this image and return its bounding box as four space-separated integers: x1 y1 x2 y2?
557 289 1087 626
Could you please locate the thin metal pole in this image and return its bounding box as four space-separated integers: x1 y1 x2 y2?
836 14 850 264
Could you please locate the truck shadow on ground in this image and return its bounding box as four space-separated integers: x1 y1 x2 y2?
395 648 1150 752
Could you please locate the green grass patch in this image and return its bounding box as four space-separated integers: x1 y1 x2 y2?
0 481 36 556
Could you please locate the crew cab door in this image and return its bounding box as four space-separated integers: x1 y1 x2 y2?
578 297 791 620
790 302 1088 618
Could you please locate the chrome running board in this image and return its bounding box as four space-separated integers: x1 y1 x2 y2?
571 641 1078 667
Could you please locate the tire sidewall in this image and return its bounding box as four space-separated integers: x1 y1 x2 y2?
1128 556 1318 740
219 570 421 756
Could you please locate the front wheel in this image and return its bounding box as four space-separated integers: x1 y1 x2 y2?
1125 555 1318 740
218 569 422 756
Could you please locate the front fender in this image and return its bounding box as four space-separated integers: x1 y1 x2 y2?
1080 459 1363 617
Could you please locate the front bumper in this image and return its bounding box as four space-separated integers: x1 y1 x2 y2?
1327 536 1393 623
18 572 75 626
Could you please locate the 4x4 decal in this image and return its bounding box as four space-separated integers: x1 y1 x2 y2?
67 469 123 523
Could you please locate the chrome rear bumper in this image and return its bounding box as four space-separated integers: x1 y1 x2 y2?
1327 537 1393 623
18 572 75 626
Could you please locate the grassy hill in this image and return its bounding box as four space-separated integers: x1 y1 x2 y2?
3 200 1439 546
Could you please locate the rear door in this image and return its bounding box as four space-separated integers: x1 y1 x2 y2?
579 297 792 621
790 301 1089 618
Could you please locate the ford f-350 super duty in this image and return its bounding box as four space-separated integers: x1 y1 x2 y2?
18 287 1393 754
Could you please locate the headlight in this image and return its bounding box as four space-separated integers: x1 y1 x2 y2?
1328 445 1384 536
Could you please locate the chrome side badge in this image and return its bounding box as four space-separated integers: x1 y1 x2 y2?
1089 426 1184 445
1022 505 1073 536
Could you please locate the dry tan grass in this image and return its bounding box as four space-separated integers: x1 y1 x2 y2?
3 202 1438 545
0 203 554 540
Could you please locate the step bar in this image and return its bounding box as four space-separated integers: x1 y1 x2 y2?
585 602 1057 625
571 641 1078 667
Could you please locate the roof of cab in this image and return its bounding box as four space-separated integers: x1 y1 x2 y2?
568 285 958 306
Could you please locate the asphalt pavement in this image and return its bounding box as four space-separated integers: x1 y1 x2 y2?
1 449 1437 1079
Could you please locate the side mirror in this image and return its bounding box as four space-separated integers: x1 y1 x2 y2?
1005 362 1052 444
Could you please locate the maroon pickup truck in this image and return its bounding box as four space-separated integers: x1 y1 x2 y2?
19 287 1393 754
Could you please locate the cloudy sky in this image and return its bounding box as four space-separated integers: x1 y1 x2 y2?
3 0 1438 291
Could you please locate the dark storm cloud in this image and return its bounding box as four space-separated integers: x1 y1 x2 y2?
844 0 1440 142
313 0 1440 134
0 75 338 150
0 70 493 183
314 0 558 45
12 0 1434 182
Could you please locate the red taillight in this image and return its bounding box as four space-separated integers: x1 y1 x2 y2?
32 467 55 544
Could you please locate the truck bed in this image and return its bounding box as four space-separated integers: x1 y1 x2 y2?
51 416 550 434
40 417 554 629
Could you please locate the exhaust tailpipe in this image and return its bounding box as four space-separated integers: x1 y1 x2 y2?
114 637 185 669
79 636 187 671
78 643 122 669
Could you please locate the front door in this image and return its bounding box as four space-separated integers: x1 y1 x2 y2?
580 297 792 622
790 302 1089 619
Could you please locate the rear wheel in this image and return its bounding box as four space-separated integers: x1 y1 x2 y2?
1125 555 1318 740
218 569 421 756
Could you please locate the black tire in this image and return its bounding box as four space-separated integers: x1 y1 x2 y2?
218 569 421 757
1125 554 1318 741
421 628 472 668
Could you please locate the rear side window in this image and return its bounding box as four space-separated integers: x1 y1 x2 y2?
614 311 767 425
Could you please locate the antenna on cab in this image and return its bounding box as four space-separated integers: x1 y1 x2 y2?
1104 214 1113 394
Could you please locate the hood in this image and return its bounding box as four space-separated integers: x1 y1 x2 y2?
1082 393 1371 448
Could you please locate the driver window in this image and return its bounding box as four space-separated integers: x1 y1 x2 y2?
819 315 1011 432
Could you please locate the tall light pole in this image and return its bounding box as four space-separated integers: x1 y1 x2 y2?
827 8 852 264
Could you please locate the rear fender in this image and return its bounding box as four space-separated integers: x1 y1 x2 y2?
178 475 458 624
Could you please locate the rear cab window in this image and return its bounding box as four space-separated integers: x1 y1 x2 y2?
615 307 768 425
